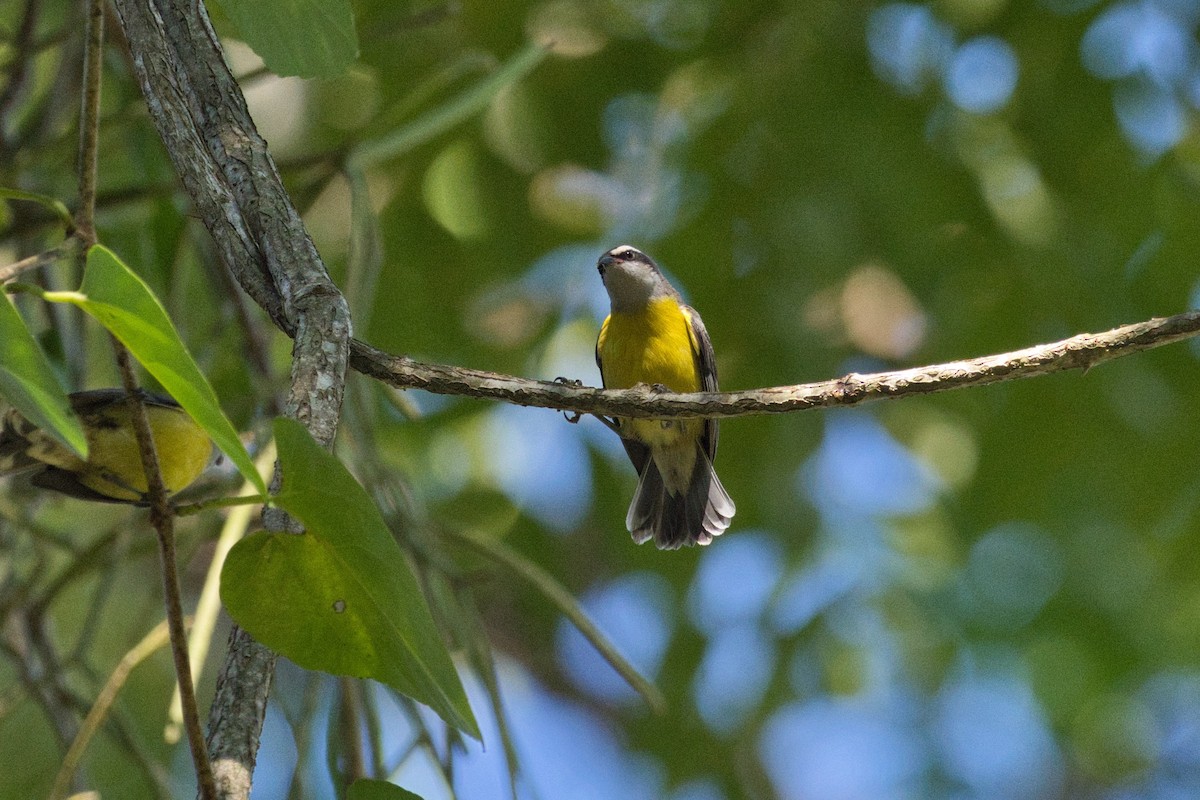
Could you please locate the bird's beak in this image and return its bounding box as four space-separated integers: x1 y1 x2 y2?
597 253 616 276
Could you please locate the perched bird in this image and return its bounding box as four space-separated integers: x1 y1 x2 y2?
595 244 735 549
0 388 212 504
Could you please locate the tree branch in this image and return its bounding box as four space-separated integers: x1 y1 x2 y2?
349 308 1200 418
103 0 1200 433
110 1 352 798
73 0 104 246
0 237 80 284
113 344 216 800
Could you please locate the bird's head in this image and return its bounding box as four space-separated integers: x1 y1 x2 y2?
597 245 671 311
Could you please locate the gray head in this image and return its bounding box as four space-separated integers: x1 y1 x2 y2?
597 245 676 312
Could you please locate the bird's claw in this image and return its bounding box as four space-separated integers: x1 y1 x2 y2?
554 376 585 423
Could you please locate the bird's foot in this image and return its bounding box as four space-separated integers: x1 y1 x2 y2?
553 376 584 423
631 381 673 394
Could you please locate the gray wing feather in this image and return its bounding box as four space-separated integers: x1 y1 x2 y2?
684 305 719 461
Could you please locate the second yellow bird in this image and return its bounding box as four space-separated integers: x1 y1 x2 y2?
0 388 212 504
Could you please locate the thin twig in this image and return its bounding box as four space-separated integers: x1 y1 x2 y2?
172 493 268 517
0 239 82 281
0 220 83 286
167 444 275 743
360 679 387 780
348 308 1200 420
0 616 79 749
284 672 323 800
68 522 133 663
74 0 104 245
50 620 175 800
445 528 667 715
0 0 44 144
197 232 281 414
112 343 217 800
451 582 521 800
337 678 366 783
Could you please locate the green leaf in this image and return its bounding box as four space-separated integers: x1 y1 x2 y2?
0 186 72 227
347 779 423 800
42 245 265 495
221 418 479 738
347 41 550 171
0 292 87 458
213 0 358 79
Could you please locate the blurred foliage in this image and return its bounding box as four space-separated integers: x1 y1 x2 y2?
4 0 1200 799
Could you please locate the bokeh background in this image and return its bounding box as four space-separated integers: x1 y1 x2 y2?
5 1 1200 798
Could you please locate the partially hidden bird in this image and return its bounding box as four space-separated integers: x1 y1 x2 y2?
0 388 212 504
595 244 735 549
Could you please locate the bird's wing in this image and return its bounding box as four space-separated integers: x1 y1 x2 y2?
595 314 610 376
683 305 719 461
69 388 179 418
31 468 132 504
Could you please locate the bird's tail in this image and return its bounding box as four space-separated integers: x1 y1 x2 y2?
627 446 735 549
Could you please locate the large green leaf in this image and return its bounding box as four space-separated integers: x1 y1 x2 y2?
42 245 265 495
221 418 479 738
347 780 423 800
212 0 358 79
0 292 87 458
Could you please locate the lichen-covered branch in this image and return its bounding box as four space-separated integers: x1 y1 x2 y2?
350 309 1200 418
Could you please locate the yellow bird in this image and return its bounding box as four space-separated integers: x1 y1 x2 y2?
595 245 735 549
0 389 212 504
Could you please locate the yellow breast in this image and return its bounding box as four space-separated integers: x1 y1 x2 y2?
598 297 702 393
598 297 703 451
80 405 212 501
